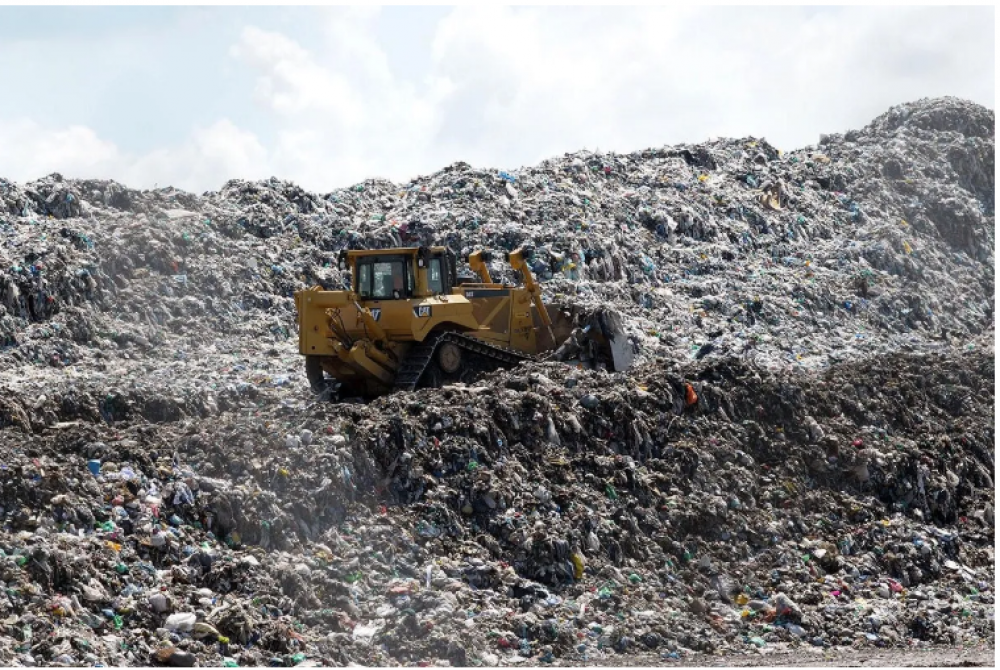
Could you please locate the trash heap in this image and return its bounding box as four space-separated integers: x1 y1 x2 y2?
0 348 991 667
0 96 993 376
0 96 993 666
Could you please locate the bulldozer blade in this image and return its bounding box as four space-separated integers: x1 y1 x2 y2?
539 304 634 372
591 307 634 372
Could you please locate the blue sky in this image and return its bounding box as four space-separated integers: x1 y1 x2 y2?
0 6 993 193
1 7 309 151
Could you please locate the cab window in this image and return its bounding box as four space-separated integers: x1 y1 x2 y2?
357 263 371 295
428 258 444 294
356 256 409 300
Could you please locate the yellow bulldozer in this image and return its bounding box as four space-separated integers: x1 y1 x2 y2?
294 246 633 398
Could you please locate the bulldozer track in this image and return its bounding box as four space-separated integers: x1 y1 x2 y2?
394 331 535 391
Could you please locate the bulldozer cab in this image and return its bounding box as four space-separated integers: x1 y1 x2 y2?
343 247 456 299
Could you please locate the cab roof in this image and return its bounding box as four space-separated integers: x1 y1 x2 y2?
344 246 450 258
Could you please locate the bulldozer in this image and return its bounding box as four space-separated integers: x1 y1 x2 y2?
294 245 633 398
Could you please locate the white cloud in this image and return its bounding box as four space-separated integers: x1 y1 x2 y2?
0 118 124 181
226 4 995 188
0 6 992 193
0 117 269 193
129 119 271 192
229 13 455 189
426 6 993 165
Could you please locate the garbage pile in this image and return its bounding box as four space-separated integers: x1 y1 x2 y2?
0 97 993 375
0 96 992 666
0 347 992 667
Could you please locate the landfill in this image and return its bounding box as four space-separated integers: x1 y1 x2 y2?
0 95 993 666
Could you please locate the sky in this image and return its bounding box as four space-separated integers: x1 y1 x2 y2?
0 5 993 194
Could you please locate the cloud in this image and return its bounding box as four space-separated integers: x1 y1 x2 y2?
226 4 995 188
0 6 992 193
0 118 124 181
129 119 271 192
229 16 454 189
426 6 994 164
0 117 269 193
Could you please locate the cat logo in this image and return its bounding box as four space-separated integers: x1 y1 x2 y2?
414 305 431 318
370 308 381 321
